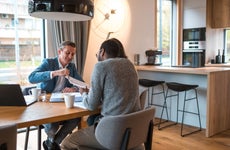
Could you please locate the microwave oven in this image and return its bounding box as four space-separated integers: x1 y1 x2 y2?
183 27 206 41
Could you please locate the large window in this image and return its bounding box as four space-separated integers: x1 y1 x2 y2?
224 29 230 62
0 0 44 85
157 0 176 66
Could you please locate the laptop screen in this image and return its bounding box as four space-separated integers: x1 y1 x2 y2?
0 84 36 106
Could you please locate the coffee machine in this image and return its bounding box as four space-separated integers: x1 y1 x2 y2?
145 50 162 65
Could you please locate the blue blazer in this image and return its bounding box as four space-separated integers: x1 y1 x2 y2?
28 57 83 93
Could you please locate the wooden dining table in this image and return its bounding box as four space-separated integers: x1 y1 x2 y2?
0 100 100 128
0 98 100 150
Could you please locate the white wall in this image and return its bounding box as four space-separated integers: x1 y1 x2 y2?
83 0 156 83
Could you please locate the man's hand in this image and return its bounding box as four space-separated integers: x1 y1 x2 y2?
52 68 70 78
79 87 89 94
62 87 77 93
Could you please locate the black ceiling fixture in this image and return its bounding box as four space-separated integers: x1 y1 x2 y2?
28 0 94 21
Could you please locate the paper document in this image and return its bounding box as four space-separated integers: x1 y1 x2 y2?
50 92 83 103
74 101 87 109
65 76 89 88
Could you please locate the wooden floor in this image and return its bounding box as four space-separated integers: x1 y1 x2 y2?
152 124 230 150
17 121 230 150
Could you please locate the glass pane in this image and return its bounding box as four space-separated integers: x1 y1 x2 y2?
225 29 230 62
157 0 172 66
0 0 43 85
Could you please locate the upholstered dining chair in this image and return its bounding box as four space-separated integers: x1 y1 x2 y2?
0 124 17 150
80 106 156 150
139 86 148 109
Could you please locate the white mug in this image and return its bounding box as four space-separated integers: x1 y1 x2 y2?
64 94 75 108
28 88 41 101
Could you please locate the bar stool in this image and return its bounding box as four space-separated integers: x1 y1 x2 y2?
139 79 169 124
158 82 202 137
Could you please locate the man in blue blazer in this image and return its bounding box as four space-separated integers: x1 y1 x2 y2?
28 41 83 150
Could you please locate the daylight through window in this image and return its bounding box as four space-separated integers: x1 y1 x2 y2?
0 0 44 85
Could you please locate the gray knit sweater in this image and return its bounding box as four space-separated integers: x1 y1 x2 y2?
82 58 141 116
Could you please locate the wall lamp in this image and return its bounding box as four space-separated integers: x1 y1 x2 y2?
28 0 94 21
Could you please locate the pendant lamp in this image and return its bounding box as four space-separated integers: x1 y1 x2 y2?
28 0 94 21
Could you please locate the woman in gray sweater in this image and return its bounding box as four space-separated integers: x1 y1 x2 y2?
61 38 141 149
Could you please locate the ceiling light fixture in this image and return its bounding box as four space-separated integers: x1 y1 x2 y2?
28 0 94 21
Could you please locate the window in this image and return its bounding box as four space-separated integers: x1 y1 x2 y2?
224 29 230 62
157 0 176 66
0 0 44 85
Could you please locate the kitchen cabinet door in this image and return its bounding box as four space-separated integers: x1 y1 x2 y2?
211 0 230 28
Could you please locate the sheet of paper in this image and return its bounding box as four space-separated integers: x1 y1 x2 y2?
74 101 87 109
65 76 89 88
50 92 83 102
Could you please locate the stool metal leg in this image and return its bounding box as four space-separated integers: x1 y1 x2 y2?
181 89 202 137
149 84 169 126
158 88 178 130
147 88 151 106
195 89 202 130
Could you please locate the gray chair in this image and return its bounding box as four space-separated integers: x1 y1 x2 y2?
139 86 148 109
0 124 17 150
81 107 156 150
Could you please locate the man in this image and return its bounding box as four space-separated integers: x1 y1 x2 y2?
61 38 141 149
28 41 83 150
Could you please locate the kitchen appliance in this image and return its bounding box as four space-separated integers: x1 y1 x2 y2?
183 27 206 41
145 50 162 65
182 28 206 67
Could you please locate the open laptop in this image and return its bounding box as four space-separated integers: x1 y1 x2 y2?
0 84 37 106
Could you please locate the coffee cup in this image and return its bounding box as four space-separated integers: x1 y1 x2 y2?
64 94 75 108
28 88 41 101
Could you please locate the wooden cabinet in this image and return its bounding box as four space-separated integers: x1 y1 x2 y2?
211 0 230 28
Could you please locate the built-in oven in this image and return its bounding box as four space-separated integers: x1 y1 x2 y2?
182 28 206 68
183 49 205 67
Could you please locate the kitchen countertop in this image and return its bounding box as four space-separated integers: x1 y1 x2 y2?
136 64 230 137
135 65 230 75
205 63 230 67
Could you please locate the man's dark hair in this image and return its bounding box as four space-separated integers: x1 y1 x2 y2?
100 38 127 58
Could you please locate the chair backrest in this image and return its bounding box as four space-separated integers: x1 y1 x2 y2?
139 86 148 109
0 124 17 150
95 107 156 150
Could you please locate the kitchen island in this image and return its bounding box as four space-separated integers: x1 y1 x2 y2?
136 65 230 137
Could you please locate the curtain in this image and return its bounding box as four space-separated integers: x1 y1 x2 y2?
47 20 91 76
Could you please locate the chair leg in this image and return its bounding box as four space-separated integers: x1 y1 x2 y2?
181 91 187 136
149 84 169 126
147 88 151 106
120 128 131 150
195 89 202 131
145 120 153 150
24 127 30 150
181 89 202 137
38 125 42 150
158 89 178 130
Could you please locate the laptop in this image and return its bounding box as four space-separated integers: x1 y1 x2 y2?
0 84 37 106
